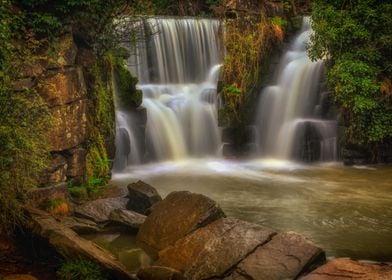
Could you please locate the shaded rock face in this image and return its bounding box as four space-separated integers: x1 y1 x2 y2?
26 183 70 210
127 181 162 214
156 218 276 280
3 275 38 280
26 207 134 280
108 209 146 230
137 191 225 253
137 266 184 280
74 197 129 223
300 258 392 280
226 232 325 280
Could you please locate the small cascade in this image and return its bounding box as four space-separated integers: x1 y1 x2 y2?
117 18 222 165
255 17 337 161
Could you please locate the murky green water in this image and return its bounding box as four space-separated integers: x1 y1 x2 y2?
111 159 392 262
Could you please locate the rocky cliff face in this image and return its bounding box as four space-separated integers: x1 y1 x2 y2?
16 31 115 186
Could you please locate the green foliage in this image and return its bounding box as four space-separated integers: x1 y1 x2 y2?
111 52 142 109
0 0 50 234
310 0 392 145
44 198 66 211
57 259 105 280
68 176 106 201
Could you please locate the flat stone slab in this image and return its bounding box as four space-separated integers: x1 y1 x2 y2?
127 181 162 214
226 232 325 280
108 209 146 230
300 258 392 280
156 218 276 280
74 197 129 223
137 191 225 253
26 207 134 280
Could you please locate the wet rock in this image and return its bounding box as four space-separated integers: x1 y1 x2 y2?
156 218 276 280
226 232 325 280
26 183 70 210
137 191 225 253
137 266 184 280
59 216 100 234
47 99 88 151
3 275 38 280
300 258 392 280
74 197 129 223
108 209 146 230
127 181 162 214
25 207 134 279
40 67 86 107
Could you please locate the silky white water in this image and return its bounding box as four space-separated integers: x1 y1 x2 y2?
255 18 337 161
117 18 222 166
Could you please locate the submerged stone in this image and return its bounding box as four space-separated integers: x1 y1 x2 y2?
137 266 184 280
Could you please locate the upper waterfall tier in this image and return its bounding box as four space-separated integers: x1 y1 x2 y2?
114 18 223 167
128 18 222 84
255 17 337 161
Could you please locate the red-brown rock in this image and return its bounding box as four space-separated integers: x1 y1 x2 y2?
136 191 225 253
156 218 276 280
300 258 392 280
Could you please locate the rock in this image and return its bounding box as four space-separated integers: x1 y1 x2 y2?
11 78 35 91
26 183 70 210
59 216 100 234
47 99 88 151
3 275 38 280
41 154 68 185
25 207 134 280
66 147 87 178
137 191 225 253
300 258 392 280
108 209 146 230
40 67 86 107
74 197 129 223
47 33 78 68
127 181 162 214
156 218 276 280
137 266 185 280
226 232 325 280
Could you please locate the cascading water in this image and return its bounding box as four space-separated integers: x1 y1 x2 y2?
116 18 222 166
255 17 337 161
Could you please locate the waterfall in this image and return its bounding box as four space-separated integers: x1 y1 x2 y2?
255 17 337 161
117 18 222 165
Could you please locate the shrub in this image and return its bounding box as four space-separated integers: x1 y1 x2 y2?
57 259 105 280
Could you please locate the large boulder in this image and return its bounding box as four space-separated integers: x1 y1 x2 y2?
74 197 129 223
108 209 146 231
300 258 392 280
126 181 162 214
226 232 325 280
156 218 276 280
25 207 134 280
137 191 225 253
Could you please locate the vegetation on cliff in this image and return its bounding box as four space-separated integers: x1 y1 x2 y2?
310 0 392 155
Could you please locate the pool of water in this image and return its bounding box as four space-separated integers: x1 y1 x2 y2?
111 159 392 262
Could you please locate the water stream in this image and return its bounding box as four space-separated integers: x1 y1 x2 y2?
102 17 392 270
